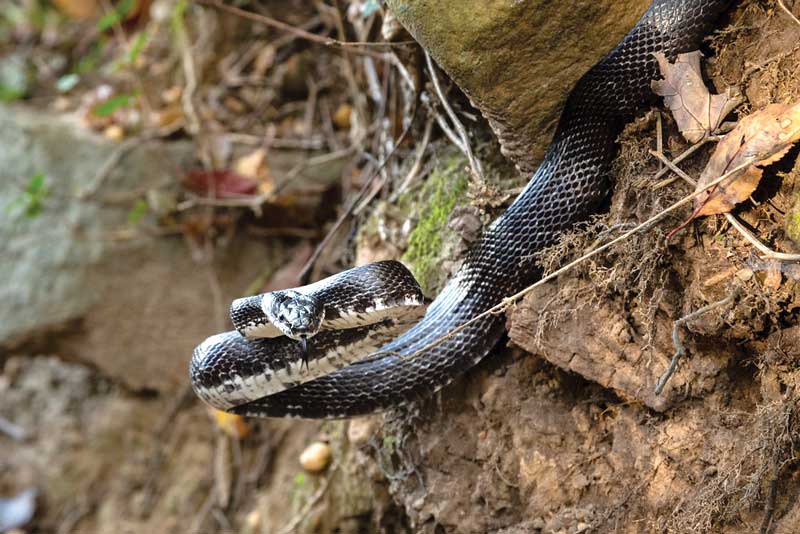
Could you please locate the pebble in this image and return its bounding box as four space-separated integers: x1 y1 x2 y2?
347 416 378 446
103 124 125 141
300 442 332 472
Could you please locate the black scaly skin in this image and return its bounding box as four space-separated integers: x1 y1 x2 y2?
198 0 732 418
227 261 426 336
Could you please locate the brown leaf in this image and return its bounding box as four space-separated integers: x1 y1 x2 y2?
209 408 250 440
652 51 739 143
694 101 800 216
51 0 99 18
183 169 258 198
333 103 353 130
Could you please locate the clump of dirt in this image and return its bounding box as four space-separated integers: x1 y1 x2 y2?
667 393 800 533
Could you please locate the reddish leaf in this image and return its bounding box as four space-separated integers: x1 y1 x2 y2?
183 169 258 198
694 101 800 216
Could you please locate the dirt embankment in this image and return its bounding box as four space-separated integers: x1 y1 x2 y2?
368 3 800 532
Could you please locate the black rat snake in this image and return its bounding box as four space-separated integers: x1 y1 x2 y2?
191 0 732 418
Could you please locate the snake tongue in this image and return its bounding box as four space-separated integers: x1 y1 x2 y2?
300 336 309 369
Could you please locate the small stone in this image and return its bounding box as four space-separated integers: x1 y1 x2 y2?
150 0 173 22
735 268 754 281
52 97 71 111
347 416 378 446
332 103 353 130
103 124 125 141
161 85 182 104
243 509 261 534
764 266 782 289
299 442 331 472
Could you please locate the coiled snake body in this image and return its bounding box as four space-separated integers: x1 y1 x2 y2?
191 0 732 419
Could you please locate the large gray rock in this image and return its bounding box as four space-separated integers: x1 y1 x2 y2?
0 105 284 391
385 0 650 171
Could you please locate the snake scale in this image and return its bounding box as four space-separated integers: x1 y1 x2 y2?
191 0 732 419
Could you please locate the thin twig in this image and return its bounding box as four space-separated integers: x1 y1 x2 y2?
725 215 800 261
742 44 800 82
654 288 740 395
175 3 200 135
386 158 759 365
198 0 413 55
226 133 326 150
759 468 780 534
277 462 339 534
0 415 28 441
429 100 467 152
78 136 153 199
650 149 800 261
392 116 434 200
651 136 716 189
777 0 800 28
176 147 356 213
424 51 484 181
297 107 418 282
656 111 663 172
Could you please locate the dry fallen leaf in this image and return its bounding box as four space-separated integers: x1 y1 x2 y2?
183 169 259 198
209 408 250 439
51 0 99 18
694 101 800 216
333 103 353 130
148 104 184 130
652 51 739 143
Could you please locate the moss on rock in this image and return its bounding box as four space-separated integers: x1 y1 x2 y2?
401 152 469 294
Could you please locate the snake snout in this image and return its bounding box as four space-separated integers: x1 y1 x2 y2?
281 303 323 340
263 290 324 340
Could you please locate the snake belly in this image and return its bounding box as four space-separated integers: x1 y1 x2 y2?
190 0 732 419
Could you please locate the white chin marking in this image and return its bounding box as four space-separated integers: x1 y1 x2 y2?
242 322 282 338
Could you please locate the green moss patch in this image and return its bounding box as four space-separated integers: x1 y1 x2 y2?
401 152 469 294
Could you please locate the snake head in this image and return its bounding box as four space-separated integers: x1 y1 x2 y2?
261 290 324 342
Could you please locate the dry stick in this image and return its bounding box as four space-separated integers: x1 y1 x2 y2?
298 108 418 282
650 149 800 261
724 215 800 261
175 2 200 135
429 100 467 152
759 465 781 534
777 0 800 28
392 116 434 200
654 288 740 395
78 122 185 201
198 0 414 55
651 136 716 189
176 147 356 212
277 462 339 534
394 158 758 364
78 135 152 199
0 414 28 442
656 111 664 172
424 51 485 181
